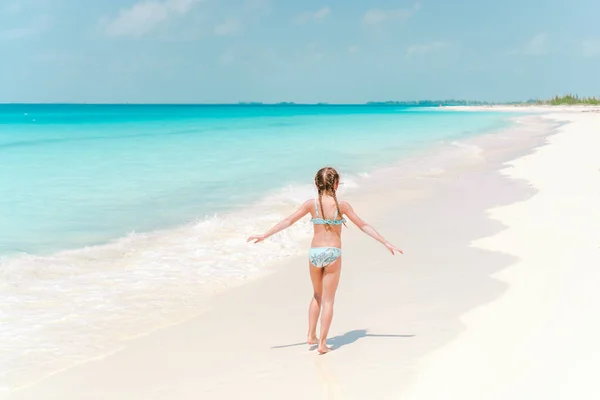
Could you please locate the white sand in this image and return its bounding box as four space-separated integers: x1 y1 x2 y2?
5 110 600 400
447 105 600 113
405 112 600 399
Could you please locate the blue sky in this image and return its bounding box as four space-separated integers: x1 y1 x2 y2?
1 0 599 103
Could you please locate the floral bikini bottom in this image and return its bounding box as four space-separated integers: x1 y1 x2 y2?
309 247 342 268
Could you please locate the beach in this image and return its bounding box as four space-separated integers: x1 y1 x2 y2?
3 107 600 399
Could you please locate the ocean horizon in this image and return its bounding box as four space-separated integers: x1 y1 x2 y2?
0 99 501 106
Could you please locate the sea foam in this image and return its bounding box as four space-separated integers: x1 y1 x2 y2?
0 178 358 391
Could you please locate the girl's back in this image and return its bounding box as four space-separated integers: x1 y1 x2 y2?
310 195 344 247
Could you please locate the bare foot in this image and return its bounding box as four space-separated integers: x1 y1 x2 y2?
307 336 319 345
317 345 331 355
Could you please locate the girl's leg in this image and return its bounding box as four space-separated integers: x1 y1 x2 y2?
318 258 341 354
308 262 324 344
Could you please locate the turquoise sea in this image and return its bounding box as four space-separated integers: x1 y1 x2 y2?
0 104 513 391
0 104 510 256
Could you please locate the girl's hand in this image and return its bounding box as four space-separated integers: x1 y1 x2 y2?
384 242 403 255
247 234 266 244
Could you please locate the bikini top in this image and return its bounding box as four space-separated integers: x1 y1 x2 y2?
311 199 346 226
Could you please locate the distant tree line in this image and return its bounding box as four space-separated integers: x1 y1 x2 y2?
366 100 492 106
367 95 600 106
534 94 600 105
236 96 599 106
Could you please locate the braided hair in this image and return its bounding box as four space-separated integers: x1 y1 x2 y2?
314 167 342 228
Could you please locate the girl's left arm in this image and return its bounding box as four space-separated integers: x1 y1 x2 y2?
247 200 313 243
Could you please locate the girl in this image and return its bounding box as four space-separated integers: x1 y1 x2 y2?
247 167 402 354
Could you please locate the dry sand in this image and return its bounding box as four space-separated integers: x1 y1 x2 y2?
405 112 600 399
5 110 599 400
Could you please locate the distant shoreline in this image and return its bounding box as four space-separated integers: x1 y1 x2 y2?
2 103 598 107
1 99 598 107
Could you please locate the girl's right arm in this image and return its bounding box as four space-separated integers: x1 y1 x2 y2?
340 201 403 255
247 199 313 244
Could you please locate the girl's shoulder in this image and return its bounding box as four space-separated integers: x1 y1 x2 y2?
303 198 317 208
338 200 353 211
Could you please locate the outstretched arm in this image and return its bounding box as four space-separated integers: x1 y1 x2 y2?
247 200 313 243
340 201 403 255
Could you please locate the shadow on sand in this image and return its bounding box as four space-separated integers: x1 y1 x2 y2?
271 329 415 351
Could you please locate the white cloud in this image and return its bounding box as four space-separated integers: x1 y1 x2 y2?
507 33 548 56
313 7 331 20
295 6 331 25
103 0 201 38
581 39 600 58
363 2 420 25
523 33 547 55
0 26 38 40
0 1 21 14
405 41 450 58
214 18 241 36
0 15 49 41
245 0 269 10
